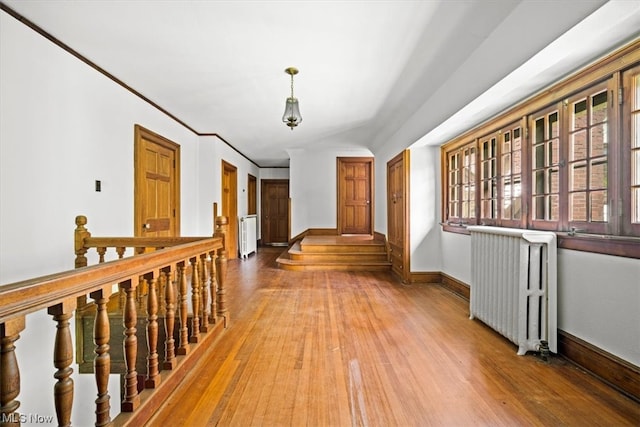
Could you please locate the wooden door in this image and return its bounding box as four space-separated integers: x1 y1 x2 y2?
261 179 289 245
387 150 410 281
134 125 180 237
248 174 257 215
338 157 373 235
222 161 238 258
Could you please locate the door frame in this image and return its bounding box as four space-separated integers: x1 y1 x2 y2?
134 124 181 237
337 157 374 235
221 160 238 258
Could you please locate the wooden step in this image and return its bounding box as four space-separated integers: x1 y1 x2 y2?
288 242 388 262
299 235 385 253
276 235 392 272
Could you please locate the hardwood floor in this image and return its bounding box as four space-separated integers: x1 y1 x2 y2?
148 247 639 426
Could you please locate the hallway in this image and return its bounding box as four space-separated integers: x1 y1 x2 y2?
148 247 639 426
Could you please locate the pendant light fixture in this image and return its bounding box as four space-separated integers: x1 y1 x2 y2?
282 67 302 130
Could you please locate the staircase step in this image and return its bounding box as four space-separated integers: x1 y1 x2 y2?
288 242 387 262
299 236 386 254
276 236 392 272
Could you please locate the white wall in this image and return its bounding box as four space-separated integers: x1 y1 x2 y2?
408 146 442 272
0 14 257 425
288 146 372 237
557 250 640 364
259 168 290 180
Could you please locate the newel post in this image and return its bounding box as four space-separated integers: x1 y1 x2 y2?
75 215 92 309
214 216 229 326
74 215 91 269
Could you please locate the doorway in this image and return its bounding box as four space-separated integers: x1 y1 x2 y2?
134 124 180 237
337 157 373 235
221 160 238 258
261 179 289 245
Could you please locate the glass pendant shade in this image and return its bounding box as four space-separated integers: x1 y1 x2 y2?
283 67 302 130
282 96 302 129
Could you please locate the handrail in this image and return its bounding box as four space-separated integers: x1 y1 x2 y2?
0 237 221 324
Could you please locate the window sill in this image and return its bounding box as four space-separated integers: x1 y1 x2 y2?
441 223 470 235
556 233 639 259
441 224 640 259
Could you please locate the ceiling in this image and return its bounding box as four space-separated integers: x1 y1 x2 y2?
3 1 640 167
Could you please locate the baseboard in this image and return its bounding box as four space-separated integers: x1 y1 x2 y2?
439 272 470 300
408 272 441 284
558 330 639 403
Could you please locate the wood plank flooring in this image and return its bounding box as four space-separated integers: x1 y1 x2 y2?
148 247 639 426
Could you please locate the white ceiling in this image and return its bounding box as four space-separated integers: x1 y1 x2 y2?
3 1 640 167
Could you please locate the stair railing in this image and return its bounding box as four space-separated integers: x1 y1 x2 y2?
0 213 229 427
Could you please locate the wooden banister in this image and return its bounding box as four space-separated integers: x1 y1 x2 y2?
1 237 222 324
1 212 229 426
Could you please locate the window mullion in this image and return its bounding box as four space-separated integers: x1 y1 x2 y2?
559 99 570 232
609 73 622 236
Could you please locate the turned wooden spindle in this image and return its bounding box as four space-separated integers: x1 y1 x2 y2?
116 247 126 259
90 288 111 427
145 273 161 388
137 278 148 312
1 317 25 426
120 279 140 412
97 247 107 263
176 262 190 356
163 267 177 370
199 254 209 333
74 215 91 269
189 257 201 343
158 271 167 316
215 216 229 325
48 300 76 427
209 251 218 324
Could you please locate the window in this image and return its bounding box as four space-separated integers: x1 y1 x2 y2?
446 143 476 225
476 122 524 227
530 107 561 229
441 40 640 257
480 133 498 223
623 64 640 237
566 85 609 234
500 124 523 227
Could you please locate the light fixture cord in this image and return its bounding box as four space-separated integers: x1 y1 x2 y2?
290 73 295 99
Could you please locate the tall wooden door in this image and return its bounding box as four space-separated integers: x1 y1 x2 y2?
338 157 373 235
248 174 257 215
387 150 410 281
134 125 180 237
222 161 238 258
261 179 289 245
